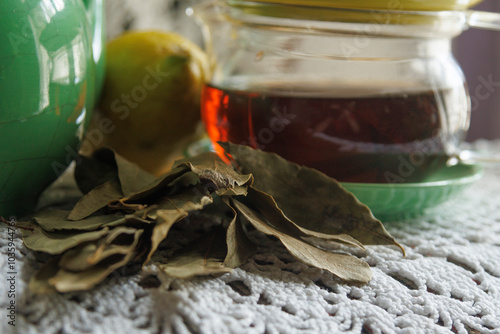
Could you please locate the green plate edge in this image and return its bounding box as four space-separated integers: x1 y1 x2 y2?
341 163 484 220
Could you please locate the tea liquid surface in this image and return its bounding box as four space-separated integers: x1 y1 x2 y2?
202 83 454 183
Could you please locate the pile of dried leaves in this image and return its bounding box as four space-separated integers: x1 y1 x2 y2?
20 142 403 293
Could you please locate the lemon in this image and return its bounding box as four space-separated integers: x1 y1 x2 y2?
85 30 210 176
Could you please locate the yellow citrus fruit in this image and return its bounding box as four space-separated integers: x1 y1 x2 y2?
85 30 210 176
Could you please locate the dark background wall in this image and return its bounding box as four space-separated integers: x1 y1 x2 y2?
455 0 500 141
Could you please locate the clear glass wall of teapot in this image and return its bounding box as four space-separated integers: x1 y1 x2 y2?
190 1 500 183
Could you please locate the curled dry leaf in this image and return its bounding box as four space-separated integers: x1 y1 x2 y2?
246 188 366 250
145 187 214 264
22 143 404 293
75 147 157 197
58 227 142 272
30 229 144 293
220 142 404 255
34 209 125 231
230 199 373 284
159 226 232 279
173 152 253 190
123 166 190 203
58 243 101 272
49 251 138 293
222 198 255 268
29 259 60 294
68 179 123 221
21 226 110 255
74 148 118 194
114 153 157 197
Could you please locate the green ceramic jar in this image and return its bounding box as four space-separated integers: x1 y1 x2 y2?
0 0 105 217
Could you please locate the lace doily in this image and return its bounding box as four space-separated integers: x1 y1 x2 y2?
1 140 499 334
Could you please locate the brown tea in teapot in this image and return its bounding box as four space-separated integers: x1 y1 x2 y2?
202 83 461 183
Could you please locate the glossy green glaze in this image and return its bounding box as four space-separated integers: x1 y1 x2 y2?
342 163 483 221
0 0 105 217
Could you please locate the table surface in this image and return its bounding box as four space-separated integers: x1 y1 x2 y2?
1 140 499 334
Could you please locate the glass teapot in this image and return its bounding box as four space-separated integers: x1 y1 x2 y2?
191 0 499 183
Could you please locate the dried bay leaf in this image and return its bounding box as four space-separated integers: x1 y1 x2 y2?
107 199 147 213
165 171 201 191
47 230 144 292
69 179 123 221
85 214 153 230
145 187 214 264
246 188 365 250
76 147 193 208
217 185 248 197
87 227 141 264
59 228 143 272
118 171 201 211
75 148 118 194
34 209 125 231
230 199 372 283
147 211 187 264
58 243 99 272
159 226 232 279
75 147 157 197
29 259 60 294
221 142 404 254
22 226 110 255
173 152 253 190
49 252 137 292
114 154 157 197
222 199 255 268
24 145 406 293
123 166 190 203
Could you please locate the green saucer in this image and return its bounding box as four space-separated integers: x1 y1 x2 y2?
341 163 483 220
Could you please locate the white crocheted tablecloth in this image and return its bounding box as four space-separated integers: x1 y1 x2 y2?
1 140 500 334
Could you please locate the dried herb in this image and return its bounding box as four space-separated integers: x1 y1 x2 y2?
145 187 214 263
222 199 255 268
74 149 118 194
34 209 124 231
68 179 123 221
220 142 404 253
229 198 372 283
20 143 403 293
159 226 233 278
22 227 110 255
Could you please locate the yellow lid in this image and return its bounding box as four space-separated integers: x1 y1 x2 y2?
231 0 483 11
226 0 484 27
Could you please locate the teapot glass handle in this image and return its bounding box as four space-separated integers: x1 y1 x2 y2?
459 149 500 165
467 10 500 31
